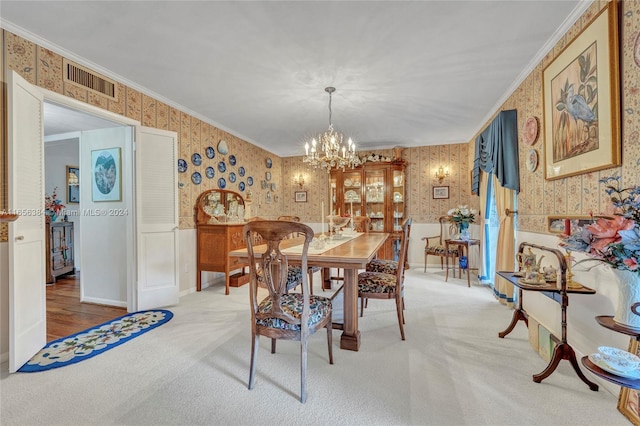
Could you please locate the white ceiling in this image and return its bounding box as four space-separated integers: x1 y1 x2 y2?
1 1 587 157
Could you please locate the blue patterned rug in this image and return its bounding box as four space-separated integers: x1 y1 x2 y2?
18 310 173 372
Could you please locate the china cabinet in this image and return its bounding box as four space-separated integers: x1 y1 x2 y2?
46 221 75 284
195 189 249 295
330 160 406 260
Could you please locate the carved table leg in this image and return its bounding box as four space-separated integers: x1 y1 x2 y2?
498 309 528 338
532 342 599 391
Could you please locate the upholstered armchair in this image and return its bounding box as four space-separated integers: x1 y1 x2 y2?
421 215 459 272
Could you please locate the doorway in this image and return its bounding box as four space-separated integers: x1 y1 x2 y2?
43 102 128 340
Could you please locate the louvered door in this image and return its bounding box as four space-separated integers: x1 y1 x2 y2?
135 127 179 309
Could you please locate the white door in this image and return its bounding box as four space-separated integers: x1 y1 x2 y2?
135 127 179 310
8 71 46 372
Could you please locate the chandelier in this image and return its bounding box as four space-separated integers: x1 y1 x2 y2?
303 87 362 172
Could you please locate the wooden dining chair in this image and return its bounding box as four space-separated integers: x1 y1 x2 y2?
244 220 334 403
277 215 321 294
421 215 459 272
357 218 412 340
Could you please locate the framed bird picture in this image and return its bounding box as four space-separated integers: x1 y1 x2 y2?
542 0 620 180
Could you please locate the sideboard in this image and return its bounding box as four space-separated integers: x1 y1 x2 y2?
195 189 249 295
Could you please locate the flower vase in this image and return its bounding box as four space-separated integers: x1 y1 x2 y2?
458 222 470 241
612 268 640 330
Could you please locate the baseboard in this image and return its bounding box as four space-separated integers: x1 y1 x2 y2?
81 296 126 308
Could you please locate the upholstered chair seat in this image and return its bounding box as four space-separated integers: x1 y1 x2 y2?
358 271 397 294
256 294 332 331
366 259 398 275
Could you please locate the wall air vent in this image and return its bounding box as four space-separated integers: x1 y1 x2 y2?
63 59 118 101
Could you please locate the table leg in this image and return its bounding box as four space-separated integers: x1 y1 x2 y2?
445 243 450 282
532 342 599 391
340 268 361 351
498 308 528 338
322 267 332 290
464 246 470 287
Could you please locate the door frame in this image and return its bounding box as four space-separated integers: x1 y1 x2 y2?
39 90 139 311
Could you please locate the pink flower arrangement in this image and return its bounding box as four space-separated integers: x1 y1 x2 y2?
559 176 640 273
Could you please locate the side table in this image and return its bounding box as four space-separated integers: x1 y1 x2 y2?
581 316 640 390
445 238 480 287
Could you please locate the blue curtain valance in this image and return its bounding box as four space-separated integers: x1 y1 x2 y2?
472 109 519 195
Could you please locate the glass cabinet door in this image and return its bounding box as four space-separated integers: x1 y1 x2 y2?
364 169 385 232
330 175 337 215
392 170 405 232
342 171 362 217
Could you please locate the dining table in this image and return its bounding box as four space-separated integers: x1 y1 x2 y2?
229 231 389 351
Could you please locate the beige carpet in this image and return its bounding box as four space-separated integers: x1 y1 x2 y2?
0 268 630 425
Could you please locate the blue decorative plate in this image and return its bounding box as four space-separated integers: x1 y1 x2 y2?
205 146 215 159
218 177 226 189
266 157 272 168
205 166 215 179
239 182 246 191
192 153 202 166
229 155 237 166
178 159 187 173
218 161 226 173
229 172 237 183
192 172 202 185
238 166 245 177
247 176 254 186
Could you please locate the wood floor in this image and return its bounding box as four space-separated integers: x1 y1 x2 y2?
46 274 127 342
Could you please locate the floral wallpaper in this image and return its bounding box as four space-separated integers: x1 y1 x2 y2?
473 0 640 233
2 0 639 243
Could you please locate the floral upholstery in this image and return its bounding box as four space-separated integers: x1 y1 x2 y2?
425 245 458 256
256 265 304 290
358 271 397 294
256 294 332 331
366 259 398 274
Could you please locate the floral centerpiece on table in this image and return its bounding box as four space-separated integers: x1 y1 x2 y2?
44 187 65 222
448 205 477 240
558 176 640 274
448 205 478 226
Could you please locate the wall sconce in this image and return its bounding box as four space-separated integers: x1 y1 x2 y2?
294 174 305 188
434 165 450 183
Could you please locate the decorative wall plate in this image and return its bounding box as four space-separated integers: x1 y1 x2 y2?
218 177 226 189
217 139 229 155
522 116 539 146
239 182 246 191
192 153 202 166
205 166 215 179
177 159 187 173
229 155 237 166
229 172 237 183
526 148 538 172
205 146 215 159
238 166 245 177
191 172 202 185
266 157 273 168
218 161 226 173
635 31 640 68
265 171 272 181
247 176 254 186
